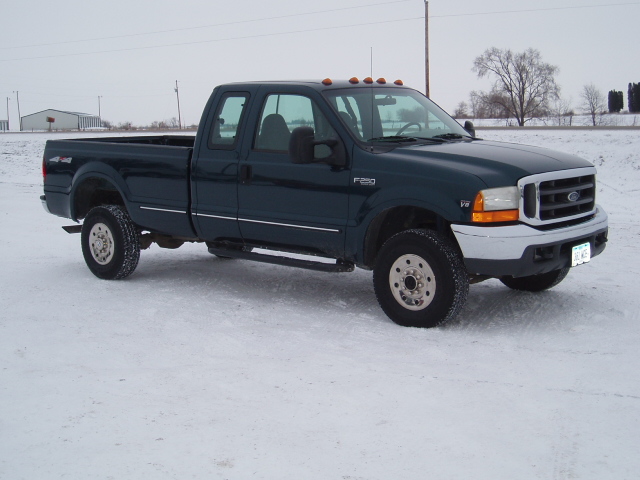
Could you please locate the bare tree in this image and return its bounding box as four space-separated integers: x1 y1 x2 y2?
473 47 560 126
469 91 483 119
580 84 606 126
549 96 574 126
453 101 469 119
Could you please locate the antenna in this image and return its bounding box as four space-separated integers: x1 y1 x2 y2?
370 47 373 78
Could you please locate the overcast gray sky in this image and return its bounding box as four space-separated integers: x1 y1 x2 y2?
2 0 639 127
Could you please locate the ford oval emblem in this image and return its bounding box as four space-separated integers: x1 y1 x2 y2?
567 191 580 202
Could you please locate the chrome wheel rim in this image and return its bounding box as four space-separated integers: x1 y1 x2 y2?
88 222 115 265
389 254 436 311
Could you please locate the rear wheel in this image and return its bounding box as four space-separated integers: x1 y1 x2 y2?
81 205 140 279
373 229 469 328
500 268 570 292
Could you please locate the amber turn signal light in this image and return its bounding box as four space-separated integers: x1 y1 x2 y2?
472 191 519 223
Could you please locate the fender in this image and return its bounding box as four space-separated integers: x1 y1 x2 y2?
345 176 488 266
70 162 133 221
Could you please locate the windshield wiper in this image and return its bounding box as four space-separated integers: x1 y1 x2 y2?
429 133 470 141
366 136 419 143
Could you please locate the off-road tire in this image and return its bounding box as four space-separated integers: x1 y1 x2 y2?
81 205 140 280
500 267 570 292
373 229 469 328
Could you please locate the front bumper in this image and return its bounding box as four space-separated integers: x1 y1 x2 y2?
451 206 608 277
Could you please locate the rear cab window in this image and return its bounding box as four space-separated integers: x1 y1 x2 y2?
209 93 249 149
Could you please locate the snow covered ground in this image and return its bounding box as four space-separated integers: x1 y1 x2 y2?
1 129 639 479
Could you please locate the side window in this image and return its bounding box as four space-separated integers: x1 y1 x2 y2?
254 94 337 157
209 93 248 149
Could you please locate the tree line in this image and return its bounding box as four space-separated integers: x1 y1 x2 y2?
454 47 638 126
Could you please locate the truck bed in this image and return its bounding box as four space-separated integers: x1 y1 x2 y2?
43 135 196 237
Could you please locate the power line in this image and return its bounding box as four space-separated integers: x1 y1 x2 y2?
2 2 638 62
0 0 411 51
0 17 423 62
431 1 640 18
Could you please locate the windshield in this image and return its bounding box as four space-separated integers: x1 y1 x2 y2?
323 87 470 144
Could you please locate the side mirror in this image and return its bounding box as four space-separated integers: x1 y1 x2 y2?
464 120 476 138
289 126 346 167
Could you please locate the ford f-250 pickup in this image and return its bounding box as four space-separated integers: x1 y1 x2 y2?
41 78 608 328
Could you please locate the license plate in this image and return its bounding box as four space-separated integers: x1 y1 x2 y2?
571 242 591 267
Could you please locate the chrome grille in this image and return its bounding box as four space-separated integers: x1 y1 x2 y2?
538 175 595 220
518 167 598 226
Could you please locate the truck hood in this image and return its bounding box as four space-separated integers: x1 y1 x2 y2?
392 139 593 187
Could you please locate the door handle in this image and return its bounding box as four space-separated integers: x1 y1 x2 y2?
240 164 252 185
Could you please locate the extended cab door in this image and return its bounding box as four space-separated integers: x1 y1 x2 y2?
191 90 251 242
238 89 351 258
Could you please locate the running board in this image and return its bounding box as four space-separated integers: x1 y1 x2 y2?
62 225 82 234
207 247 354 273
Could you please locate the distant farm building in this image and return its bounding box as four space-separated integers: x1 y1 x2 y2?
20 109 102 131
0 120 8 132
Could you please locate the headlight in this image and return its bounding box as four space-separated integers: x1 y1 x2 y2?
472 186 520 223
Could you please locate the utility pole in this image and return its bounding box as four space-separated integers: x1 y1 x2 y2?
6 97 9 130
98 96 102 119
424 0 430 98
174 80 182 129
13 91 22 131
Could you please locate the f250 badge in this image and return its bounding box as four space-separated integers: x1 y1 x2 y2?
354 177 376 186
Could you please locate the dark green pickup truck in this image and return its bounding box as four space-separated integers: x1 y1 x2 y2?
41 78 608 327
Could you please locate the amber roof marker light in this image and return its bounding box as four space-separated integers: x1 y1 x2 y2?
321 77 402 86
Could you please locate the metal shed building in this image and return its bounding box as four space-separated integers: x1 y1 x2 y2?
20 109 102 131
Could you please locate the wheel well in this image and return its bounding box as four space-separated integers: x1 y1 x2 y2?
363 206 450 268
74 178 125 220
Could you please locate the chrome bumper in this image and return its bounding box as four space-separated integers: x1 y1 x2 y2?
452 206 608 261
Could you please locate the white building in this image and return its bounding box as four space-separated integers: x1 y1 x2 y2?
0 120 8 132
20 109 102 131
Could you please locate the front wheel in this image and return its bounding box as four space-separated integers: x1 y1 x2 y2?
373 229 469 328
81 205 140 280
500 268 570 292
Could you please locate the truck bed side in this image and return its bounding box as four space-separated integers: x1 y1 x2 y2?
43 136 196 237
